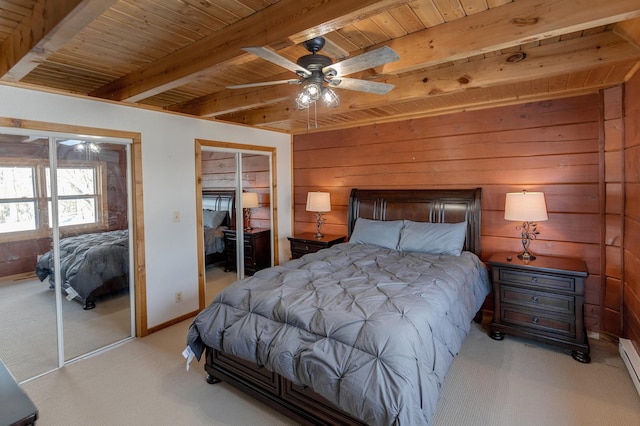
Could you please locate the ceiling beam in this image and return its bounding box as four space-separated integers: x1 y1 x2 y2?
377 0 640 75
614 17 640 49
89 0 411 103
169 70 298 117
224 31 640 126
286 79 630 135
173 0 640 118
0 0 117 82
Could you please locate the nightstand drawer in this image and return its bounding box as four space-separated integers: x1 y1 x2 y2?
290 240 324 254
501 305 576 337
501 286 575 315
498 268 576 292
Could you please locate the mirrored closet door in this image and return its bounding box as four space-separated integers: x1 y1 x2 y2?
200 147 273 305
0 129 134 382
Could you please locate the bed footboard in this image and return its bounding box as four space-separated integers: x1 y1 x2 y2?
205 347 366 426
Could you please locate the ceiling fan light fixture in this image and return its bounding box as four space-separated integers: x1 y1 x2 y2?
321 87 339 108
296 82 328 109
296 90 312 109
305 82 321 100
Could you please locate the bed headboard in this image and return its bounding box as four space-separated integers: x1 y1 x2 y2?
202 190 235 227
348 188 482 256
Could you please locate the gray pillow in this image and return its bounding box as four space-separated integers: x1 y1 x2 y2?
203 209 227 228
349 218 404 250
398 220 467 256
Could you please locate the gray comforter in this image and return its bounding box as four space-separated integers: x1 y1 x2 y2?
187 243 490 425
36 230 129 303
204 225 226 255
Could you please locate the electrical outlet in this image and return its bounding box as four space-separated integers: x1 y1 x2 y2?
175 291 182 303
172 211 180 222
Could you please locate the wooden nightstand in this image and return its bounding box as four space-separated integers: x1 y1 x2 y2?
488 252 590 363
288 233 345 259
223 228 271 276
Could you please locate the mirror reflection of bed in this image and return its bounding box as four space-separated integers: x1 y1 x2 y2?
35 229 129 310
1 228 133 383
202 190 238 305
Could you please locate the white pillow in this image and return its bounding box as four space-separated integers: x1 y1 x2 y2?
398 220 467 256
203 209 227 228
349 218 404 250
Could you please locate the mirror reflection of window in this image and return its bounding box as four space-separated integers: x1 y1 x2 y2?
0 166 37 232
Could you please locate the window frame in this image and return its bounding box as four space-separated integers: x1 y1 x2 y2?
0 157 108 242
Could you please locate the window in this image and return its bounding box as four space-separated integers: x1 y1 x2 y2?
0 166 37 233
0 160 107 239
47 167 99 226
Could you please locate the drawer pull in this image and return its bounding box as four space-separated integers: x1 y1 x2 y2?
531 277 538 283
304 246 309 250
532 316 539 324
531 296 539 303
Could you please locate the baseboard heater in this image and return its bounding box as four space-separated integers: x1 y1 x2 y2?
619 338 640 397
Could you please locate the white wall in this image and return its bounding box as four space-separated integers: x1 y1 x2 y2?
0 85 292 329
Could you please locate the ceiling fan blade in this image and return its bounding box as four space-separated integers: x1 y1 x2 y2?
328 77 394 95
227 79 301 89
323 46 399 77
242 46 312 77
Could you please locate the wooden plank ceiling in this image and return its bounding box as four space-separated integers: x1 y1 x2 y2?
1 0 640 135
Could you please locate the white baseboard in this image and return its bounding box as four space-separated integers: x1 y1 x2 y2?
619 338 640 397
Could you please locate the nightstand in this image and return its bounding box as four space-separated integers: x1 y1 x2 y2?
488 252 590 363
288 233 345 259
223 228 271 276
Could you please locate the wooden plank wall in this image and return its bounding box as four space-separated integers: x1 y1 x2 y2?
603 86 624 339
201 151 271 230
293 94 605 335
624 71 640 351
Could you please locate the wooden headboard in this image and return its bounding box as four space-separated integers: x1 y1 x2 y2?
202 190 235 227
347 188 482 256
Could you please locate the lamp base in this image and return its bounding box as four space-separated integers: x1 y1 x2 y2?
518 252 536 261
313 232 323 239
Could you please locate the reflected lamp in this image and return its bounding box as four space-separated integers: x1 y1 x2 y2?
242 192 259 231
306 191 331 239
504 191 548 261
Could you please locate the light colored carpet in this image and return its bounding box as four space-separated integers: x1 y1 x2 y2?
20 314 640 426
0 275 131 382
205 262 237 306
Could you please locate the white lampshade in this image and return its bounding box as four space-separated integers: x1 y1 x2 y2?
306 191 331 212
504 191 548 222
242 192 259 209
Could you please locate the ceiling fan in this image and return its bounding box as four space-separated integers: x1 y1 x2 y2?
228 36 399 109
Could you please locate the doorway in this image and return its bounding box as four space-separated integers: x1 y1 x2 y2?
0 127 137 382
195 140 277 307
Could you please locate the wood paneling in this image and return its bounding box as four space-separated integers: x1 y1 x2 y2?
293 93 605 333
624 70 640 352
602 86 624 338
201 151 271 230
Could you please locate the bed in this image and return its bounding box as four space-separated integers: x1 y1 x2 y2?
202 190 235 265
35 229 129 310
186 188 489 425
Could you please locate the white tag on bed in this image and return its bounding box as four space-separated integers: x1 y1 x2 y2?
65 287 79 301
182 346 195 371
